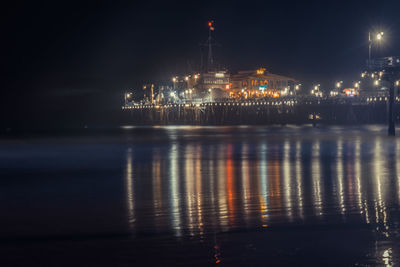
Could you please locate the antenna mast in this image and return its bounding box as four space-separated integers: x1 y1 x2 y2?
207 20 215 71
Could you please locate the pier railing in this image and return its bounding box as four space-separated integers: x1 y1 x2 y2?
121 96 397 125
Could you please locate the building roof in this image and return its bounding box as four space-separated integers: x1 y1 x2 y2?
230 70 296 82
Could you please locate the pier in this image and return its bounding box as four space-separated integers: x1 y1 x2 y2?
122 97 398 125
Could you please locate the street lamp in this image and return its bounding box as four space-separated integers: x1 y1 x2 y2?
124 92 133 106
354 81 361 92
368 31 384 68
172 76 178 89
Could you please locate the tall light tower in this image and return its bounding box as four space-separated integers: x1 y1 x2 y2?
368 31 384 68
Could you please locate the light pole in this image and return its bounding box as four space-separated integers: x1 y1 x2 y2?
172 77 177 89
185 76 189 90
125 92 131 106
336 81 343 93
368 31 384 68
354 81 360 90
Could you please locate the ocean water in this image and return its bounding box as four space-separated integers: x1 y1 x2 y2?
1 125 400 266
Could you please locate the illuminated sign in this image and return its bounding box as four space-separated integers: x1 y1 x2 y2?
344 88 359 97
259 86 266 91
256 68 266 75
215 73 225 78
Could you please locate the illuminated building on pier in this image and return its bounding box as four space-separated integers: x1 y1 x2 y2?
230 68 296 98
168 68 296 102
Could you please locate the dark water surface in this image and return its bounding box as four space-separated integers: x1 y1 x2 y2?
2 125 400 266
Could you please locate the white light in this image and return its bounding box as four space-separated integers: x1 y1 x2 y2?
185 76 189 81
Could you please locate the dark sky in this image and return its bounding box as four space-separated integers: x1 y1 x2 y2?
2 0 400 129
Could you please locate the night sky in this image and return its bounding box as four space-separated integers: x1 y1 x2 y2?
3 0 400 129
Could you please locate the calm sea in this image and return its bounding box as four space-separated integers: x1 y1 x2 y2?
1 125 400 266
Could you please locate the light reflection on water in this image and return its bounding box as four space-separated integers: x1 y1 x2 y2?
124 128 399 234
122 126 400 264
124 147 135 230
4 126 400 265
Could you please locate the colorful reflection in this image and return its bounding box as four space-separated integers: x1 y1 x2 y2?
123 134 400 238
312 140 323 216
124 147 135 231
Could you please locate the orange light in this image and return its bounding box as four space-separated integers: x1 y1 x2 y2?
256 68 266 75
208 21 212 27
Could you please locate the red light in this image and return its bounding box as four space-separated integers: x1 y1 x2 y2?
208 21 212 27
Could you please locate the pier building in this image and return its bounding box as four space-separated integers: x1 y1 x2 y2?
229 68 296 99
